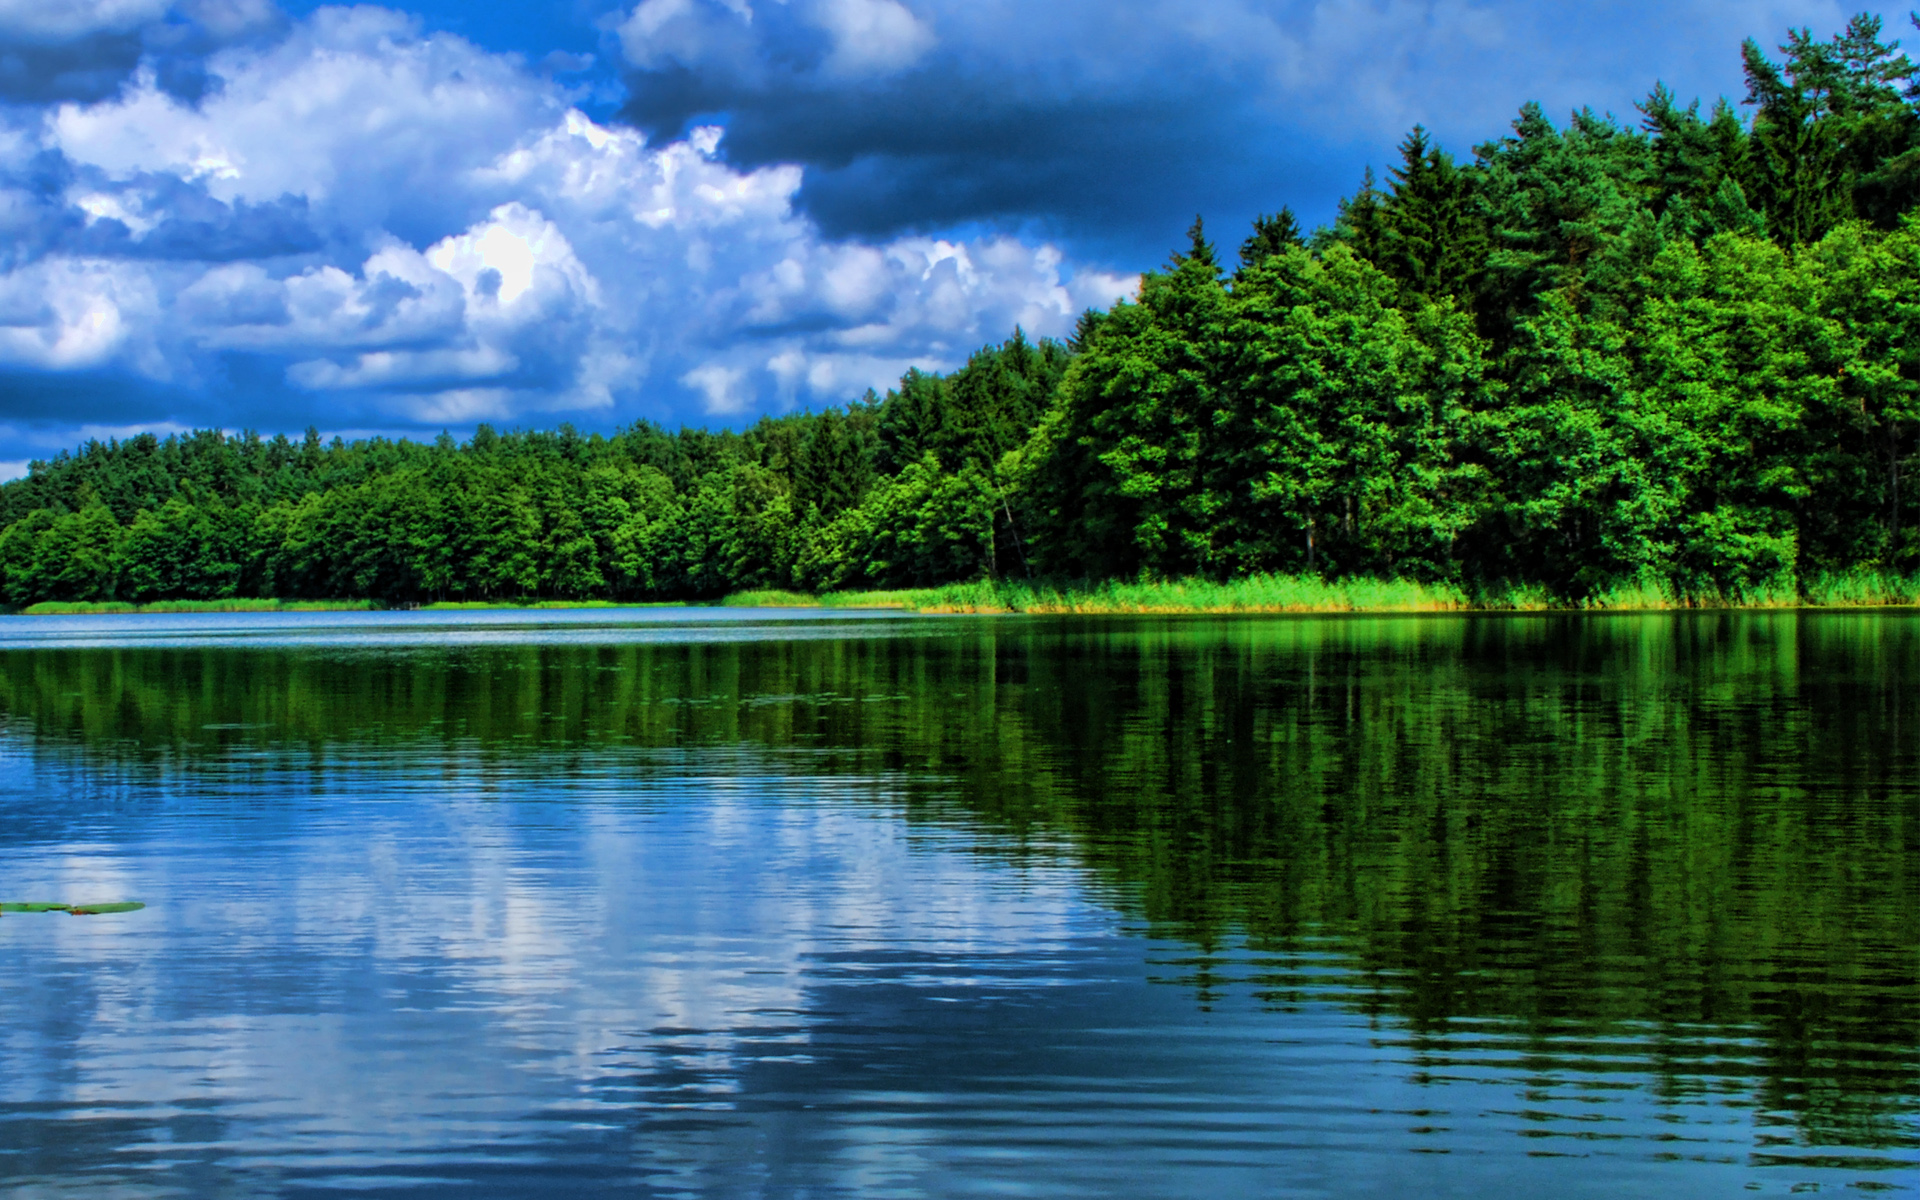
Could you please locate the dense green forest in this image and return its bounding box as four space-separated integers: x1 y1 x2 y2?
9 14 1920 607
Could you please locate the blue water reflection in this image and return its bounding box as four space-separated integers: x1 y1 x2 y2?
0 605 916 650
0 609 1913 1197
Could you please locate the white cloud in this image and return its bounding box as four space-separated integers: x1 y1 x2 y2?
52 8 559 217
816 0 934 77
0 258 162 372
427 201 596 310
683 362 750 414
0 6 1131 432
614 0 936 82
615 0 758 73
178 0 278 39
72 188 158 235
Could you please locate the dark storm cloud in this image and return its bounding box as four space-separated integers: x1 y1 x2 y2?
0 369 184 429
626 65 1357 257
613 3 1313 257
613 0 1903 260
0 0 285 105
0 149 320 275
0 31 146 104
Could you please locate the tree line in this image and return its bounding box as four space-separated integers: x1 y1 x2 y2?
6 14 1920 607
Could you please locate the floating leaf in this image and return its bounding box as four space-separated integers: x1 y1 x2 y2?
1 902 146 915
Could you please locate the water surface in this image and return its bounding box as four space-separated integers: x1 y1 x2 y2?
1 608 1914 1197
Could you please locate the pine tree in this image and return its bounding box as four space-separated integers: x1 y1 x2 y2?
1169 215 1220 275
1067 308 1106 354
1331 167 1387 264
1742 14 1920 242
1237 207 1304 274
1378 126 1485 307
1640 86 1762 239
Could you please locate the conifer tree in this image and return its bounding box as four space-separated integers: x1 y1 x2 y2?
1331 167 1387 263
1067 308 1107 354
1742 14 1920 242
1378 126 1485 307
1640 87 1764 239
1169 215 1220 275
1237 207 1304 274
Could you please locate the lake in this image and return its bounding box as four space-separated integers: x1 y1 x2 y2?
0 608 1914 1197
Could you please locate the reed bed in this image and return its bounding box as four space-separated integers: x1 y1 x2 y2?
21 572 1920 618
727 571 1920 614
727 576 1467 614
417 599 684 611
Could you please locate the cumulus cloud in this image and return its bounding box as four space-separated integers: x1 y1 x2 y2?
5 0 1868 464
0 257 161 371
0 5 1132 458
616 0 932 81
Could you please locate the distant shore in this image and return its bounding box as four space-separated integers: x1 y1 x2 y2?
12 570 1920 617
12 599 382 616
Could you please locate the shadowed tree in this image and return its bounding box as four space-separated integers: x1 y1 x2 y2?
1237 207 1304 275
1378 125 1486 308
1741 14 1920 242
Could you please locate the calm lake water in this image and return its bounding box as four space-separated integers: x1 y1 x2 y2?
0 608 1914 1198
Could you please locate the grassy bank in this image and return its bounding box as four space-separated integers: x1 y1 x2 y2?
725 570 1920 614
418 600 685 611
17 599 382 616
17 569 1920 618
726 577 1469 614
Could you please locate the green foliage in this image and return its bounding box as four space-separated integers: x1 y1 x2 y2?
1742 15 1920 241
21 599 375 614
7 13 1920 609
1377 126 1486 305
0 902 146 916
874 332 1069 478
1237 207 1303 274
1024 241 1486 581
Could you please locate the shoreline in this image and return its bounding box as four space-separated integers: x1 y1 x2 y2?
719 571 1920 614
11 570 1920 617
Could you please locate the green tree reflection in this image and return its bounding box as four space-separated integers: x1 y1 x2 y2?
0 612 1913 1149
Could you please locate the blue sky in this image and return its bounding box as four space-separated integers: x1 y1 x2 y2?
0 0 1908 474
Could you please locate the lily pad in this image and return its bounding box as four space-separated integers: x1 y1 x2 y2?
1 902 146 915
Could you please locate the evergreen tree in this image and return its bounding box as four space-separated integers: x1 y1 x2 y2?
1378 125 1486 307
1742 15 1920 243
1639 87 1765 240
1475 104 1660 343
1170 215 1221 275
1329 167 1387 263
1237 207 1304 274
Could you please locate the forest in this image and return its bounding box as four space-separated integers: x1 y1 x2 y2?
6 14 1920 608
